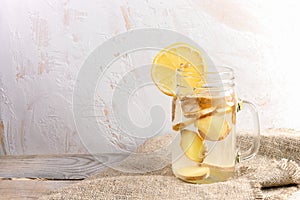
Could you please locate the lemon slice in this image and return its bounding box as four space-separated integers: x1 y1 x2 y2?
151 42 207 96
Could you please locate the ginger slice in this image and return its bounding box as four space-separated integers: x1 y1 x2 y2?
177 166 210 181
215 105 233 115
180 129 206 162
194 115 231 141
173 118 195 131
200 106 216 118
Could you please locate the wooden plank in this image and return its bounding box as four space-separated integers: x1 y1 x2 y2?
0 120 6 155
0 179 79 200
0 153 128 179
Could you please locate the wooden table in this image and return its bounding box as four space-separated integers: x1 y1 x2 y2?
0 154 120 199
0 179 79 199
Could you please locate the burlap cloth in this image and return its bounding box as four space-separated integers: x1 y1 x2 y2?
40 129 300 200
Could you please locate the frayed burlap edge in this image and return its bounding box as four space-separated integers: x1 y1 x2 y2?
250 180 264 200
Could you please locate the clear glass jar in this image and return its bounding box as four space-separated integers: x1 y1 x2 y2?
172 66 260 184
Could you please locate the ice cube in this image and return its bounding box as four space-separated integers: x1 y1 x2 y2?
180 97 201 118
225 92 236 107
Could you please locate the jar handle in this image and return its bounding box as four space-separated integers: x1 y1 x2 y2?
236 99 260 162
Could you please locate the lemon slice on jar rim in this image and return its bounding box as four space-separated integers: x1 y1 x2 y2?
151 42 207 96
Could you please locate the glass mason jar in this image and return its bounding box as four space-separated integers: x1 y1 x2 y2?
172 66 260 184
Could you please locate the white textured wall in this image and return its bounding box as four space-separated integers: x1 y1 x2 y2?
0 0 299 155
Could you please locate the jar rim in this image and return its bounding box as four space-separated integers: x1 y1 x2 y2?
175 66 235 95
177 66 234 76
